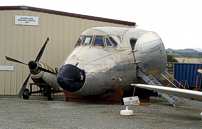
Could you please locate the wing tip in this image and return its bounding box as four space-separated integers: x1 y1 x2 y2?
131 84 136 86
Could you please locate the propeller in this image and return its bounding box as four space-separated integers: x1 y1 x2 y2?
35 37 49 62
5 37 56 98
5 56 27 65
18 73 31 98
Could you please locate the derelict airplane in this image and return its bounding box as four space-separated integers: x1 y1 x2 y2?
57 27 167 96
5 26 202 105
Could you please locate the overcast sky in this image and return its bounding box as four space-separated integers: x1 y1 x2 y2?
1 0 202 50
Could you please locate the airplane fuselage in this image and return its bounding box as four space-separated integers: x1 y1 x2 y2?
57 27 167 96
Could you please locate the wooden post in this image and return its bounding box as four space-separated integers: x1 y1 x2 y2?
195 76 198 89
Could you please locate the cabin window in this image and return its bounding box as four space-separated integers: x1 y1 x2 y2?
106 37 112 46
83 36 93 44
93 36 104 46
109 37 118 47
75 36 83 46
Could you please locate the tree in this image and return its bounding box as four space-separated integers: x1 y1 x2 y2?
167 55 178 72
167 55 178 62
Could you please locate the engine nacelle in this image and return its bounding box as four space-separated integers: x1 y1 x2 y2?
31 62 60 91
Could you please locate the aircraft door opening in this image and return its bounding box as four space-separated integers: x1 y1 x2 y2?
130 39 137 63
130 39 137 51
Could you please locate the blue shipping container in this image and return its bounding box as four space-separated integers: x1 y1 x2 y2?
174 63 202 89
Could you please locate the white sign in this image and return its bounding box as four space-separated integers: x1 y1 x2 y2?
123 96 140 105
0 66 14 71
15 15 38 26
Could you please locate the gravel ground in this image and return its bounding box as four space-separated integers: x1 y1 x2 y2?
0 95 202 129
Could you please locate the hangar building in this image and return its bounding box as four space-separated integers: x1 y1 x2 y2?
0 6 135 95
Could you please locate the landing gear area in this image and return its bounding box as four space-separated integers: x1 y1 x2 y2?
23 83 63 100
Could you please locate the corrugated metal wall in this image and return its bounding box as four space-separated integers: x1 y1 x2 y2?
0 9 132 95
174 63 202 89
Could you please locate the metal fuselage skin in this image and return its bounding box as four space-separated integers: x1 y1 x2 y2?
57 27 167 96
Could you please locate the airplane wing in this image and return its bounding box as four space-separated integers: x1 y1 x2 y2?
131 84 202 101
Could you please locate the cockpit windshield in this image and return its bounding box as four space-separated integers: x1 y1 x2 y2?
109 37 117 47
106 37 112 46
93 36 104 46
75 35 118 48
75 36 83 46
83 36 93 44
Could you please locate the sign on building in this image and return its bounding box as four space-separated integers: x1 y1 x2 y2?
0 66 14 71
15 15 38 26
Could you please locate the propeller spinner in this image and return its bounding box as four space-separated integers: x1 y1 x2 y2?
5 37 56 98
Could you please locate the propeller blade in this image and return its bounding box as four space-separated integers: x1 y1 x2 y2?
18 73 31 98
38 66 56 74
35 37 49 62
5 56 27 65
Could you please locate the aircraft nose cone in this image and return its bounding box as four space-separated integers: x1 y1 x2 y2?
57 64 85 92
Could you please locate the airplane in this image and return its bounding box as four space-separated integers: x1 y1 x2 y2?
56 27 167 97
56 26 202 105
6 26 166 102
5 38 63 100
6 26 202 106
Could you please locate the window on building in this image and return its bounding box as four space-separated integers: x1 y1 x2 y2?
93 36 104 46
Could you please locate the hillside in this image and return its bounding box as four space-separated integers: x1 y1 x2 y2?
166 48 199 53
166 48 202 58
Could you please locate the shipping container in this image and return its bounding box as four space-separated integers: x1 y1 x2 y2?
174 63 202 89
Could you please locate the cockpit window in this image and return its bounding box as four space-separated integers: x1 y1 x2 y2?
109 37 118 47
106 37 112 46
83 36 93 44
93 36 104 46
75 36 83 46
77 35 118 48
